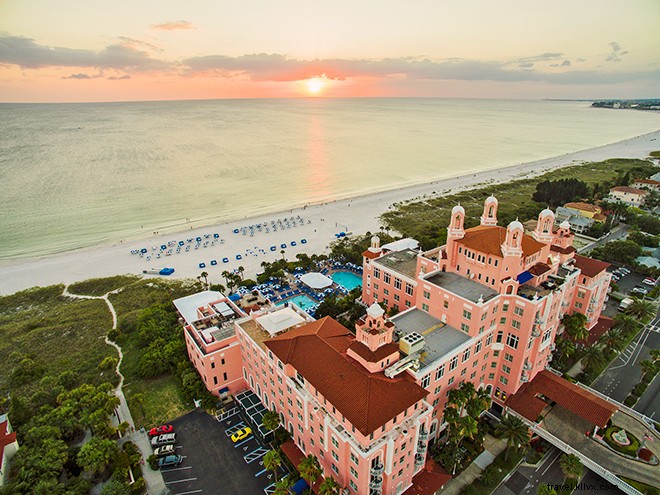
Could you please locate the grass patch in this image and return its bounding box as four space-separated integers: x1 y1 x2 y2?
459 448 525 495
382 158 654 248
125 375 188 429
68 275 141 296
603 426 641 456
108 278 197 316
620 477 660 495
0 285 117 395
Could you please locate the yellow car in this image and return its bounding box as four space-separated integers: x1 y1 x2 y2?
231 427 253 443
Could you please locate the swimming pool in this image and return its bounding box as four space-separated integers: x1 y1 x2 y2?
331 271 363 291
276 294 316 311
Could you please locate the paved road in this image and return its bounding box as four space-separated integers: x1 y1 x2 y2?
578 225 629 254
573 469 627 494
591 308 660 411
493 447 565 495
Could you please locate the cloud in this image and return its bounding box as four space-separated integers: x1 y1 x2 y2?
61 73 93 79
516 53 564 64
0 35 172 71
518 62 534 69
107 74 131 80
606 41 627 63
152 20 194 31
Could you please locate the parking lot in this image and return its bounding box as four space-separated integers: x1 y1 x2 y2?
609 266 648 296
158 408 285 495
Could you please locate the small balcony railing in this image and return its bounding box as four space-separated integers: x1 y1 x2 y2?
523 361 532 371
418 430 429 442
370 464 384 476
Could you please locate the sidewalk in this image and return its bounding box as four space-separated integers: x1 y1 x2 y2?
438 435 507 495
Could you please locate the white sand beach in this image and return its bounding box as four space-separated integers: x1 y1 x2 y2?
1 130 658 296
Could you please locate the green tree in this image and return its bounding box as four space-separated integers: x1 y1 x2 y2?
263 450 282 483
562 313 588 342
559 453 583 481
581 346 605 373
601 240 642 265
495 415 529 461
273 477 294 495
98 356 119 371
538 486 558 495
262 410 281 434
319 476 341 495
627 298 655 320
132 393 146 419
101 480 132 495
298 454 322 494
599 328 625 351
198 271 209 289
77 436 119 475
613 313 638 335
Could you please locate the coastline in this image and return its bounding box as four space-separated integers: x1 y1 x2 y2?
1 129 658 296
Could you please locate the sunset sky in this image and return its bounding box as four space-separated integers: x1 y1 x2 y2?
1 0 659 102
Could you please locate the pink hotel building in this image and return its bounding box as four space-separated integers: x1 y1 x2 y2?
175 196 611 495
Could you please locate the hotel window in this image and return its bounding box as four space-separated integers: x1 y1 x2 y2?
502 302 509 312
332 436 339 448
374 283 379 291
575 302 583 309
350 480 358 491
384 273 391 284
494 259 499 266
405 300 411 307
383 288 389 296
511 320 521 330
350 466 358 477
463 309 472 320
491 362 497 368
486 334 493 346
213 376 218 385
405 283 414 295
499 317 507 325
496 331 503 343
504 353 514 362
434 386 441 394
421 374 431 388
499 376 509 385
435 365 445 380
332 451 339 461
461 368 467 376
423 290 431 300
443 300 449 309
492 305 499 314
448 376 455 385
502 365 511 374
351 453 359 464
332 464 339 474
489 373 495 379
449 356 458 371
577 290 585 299
461 323 470 333
479 325 485 334
481 312 487 321
394 278 402 290
374 268 380 279
471 371 477 379
462 349 470 362
514 306 524 316
422 303 429 312
211 362 215 369
432 398 439 406
394 294 400 302
506 333 519 350
543 329 552 343
475 341 482 354
473 360 478 368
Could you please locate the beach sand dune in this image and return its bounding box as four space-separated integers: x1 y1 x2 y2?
1 130 658 296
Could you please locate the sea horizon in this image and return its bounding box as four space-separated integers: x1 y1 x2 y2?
1 98 659 261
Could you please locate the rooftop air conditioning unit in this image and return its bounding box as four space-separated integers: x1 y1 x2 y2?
399 332 425 355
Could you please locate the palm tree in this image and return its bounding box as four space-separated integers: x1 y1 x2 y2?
467 387 492 417
613 313 638 335
562 313 588 342
273 476 293 495
581 346 605 373
319 476 341 495
538 484 558 495
457 416 479 446
640 359 657 377
495 414 529 460
559 453 583 481
199 271 209 289
237 266 245 281
263 450 282 482
298 454 321 494
600 328 625 351
627 298 655 320
280 250 286 261
262 410 280 434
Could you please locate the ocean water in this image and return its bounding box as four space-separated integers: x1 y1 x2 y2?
0 98 658 260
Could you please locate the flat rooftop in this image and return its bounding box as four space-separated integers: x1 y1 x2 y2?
392 309 472 370
238 305 313 351
173 290 225 324
425 271 498 303
373 249 418 279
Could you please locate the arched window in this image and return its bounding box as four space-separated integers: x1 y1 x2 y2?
488 205 494 217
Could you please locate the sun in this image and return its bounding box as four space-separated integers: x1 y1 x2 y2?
306 77 325 95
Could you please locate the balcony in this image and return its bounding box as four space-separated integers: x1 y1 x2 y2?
417 442 428 454
523 361 532 371
418 430 429 442
531 329 541 338
521 372 529 383
369 476 383 491
414 453 425 468
371 464 384 476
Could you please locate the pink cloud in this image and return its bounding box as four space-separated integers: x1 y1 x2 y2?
151 20 194 31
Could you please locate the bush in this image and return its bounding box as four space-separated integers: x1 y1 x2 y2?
624 395 638 407
632 382 649 396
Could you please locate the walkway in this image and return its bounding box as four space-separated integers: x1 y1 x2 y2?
437 435 507 495
63 286 168 495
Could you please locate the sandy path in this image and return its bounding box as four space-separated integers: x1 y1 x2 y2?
1 130 658 296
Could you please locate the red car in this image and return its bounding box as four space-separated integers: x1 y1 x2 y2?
148 424 174 437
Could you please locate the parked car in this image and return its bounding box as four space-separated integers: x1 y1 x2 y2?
642 277 656 287
611 274 620 282
231 427 252 443
151 433 177 447
158 455 183 468
153 445 176 457
631 286 648 296
619 267 631 275
148 424 174 437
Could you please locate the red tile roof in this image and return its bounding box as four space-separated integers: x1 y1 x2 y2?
529 263 551 276
0 420 17 462
348 341 400 363
506 370 617 428
610 186 647 195
564 202 601 213
363 249 381 260
266 317 428 436
576 316 615 346
572 254 610 278
550 245 576 255
460 225 546 258
402 459 452 495
633 179 660 186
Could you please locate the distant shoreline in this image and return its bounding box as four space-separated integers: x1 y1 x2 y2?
0 129 658 296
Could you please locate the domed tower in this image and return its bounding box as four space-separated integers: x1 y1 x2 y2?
480 195 498 226
447 204 465 263
371 235 380 250
502 219 524 257
533 208 555 244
